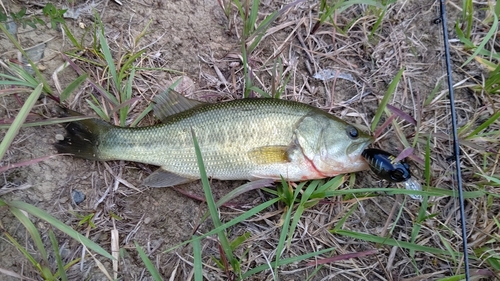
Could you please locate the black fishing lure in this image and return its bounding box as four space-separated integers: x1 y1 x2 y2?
362 148 411 183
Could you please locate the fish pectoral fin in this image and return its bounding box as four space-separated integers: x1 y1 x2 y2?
153 88 205 123
247 145 290 165
143 168 195 187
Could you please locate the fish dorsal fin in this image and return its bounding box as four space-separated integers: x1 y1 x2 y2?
247 146 290 165
143 168 195 187
153 88 205 123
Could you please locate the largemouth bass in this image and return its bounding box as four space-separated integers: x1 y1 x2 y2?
55 91 373 187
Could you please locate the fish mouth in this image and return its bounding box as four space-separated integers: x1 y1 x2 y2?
347 139 372 164
348 138 372 156
361 139 372 151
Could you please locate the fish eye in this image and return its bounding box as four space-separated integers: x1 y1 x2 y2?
346 126 359 139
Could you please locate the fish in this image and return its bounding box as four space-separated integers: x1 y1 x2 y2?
361 148 411 182
55 90 373 187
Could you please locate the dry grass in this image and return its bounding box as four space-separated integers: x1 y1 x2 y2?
1 0 499 280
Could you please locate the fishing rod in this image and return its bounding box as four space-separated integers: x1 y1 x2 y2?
439 0 470 279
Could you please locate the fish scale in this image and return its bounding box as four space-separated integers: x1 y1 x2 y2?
100 99 304 179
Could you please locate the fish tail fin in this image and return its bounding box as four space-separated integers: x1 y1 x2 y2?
54 108 112 160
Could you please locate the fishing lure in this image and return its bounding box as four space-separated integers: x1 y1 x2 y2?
362 148 422 200
361 148 411 182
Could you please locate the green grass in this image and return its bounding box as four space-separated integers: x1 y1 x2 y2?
0 84 42 160
456 0 500 98
134 241 162 281
0 199 112 280
181 130 491 280
231 0 305 98
313 0 385 35
0 4 158 279
370 67 404 133
0 18 52 96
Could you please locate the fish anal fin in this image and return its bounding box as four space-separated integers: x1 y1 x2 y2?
143 168 195 187
247 146 290 165
153 81 205 123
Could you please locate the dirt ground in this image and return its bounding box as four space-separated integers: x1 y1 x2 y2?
1 0 498 280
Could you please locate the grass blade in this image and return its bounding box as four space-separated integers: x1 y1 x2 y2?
241 247 335 278
194 179 275 227
0 23 52 95
465 109 500 139
462 0 473 39
2 232 41 272
86 97 110 121
9 206 50 267
165 198 280 253
370 68 404 132
0 115 96 130
474 247 500 272
332 203 359 232
118 50 145 82
130 103 153 127
7 200 114 260
319 186 485 199
190 128 235 268
134 241 162 281
286 180 320 248
248 0 305 53
334 230 460 257
249 86 271 98
0 80 36 87
192 235 203 281
99 30 119 91
455 24 500 60
0 83 43 160
119 68 135 126
273 180 304 274
214 179 273 208
49 230 68 281
0 69 38 88
465 110 500 139
7 63 41 88
60 73 88 102
461 13 498 67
